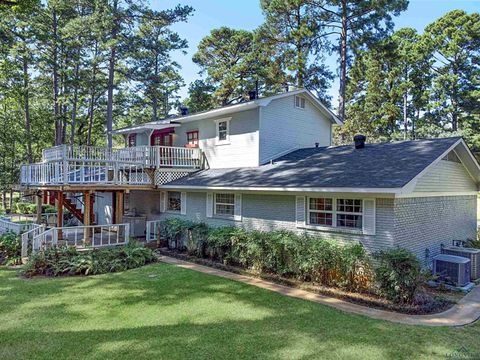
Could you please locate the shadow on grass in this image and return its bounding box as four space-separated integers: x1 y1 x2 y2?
1 264 480 360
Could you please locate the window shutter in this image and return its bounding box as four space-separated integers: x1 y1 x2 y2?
234 194 242 221
160 191 167 213
206 193 213 218
181 192 187 215
295 196 306 227
362 199 376 235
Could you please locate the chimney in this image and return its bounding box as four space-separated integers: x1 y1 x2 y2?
248 90 257 100
354 134 366 149
180 106 189 116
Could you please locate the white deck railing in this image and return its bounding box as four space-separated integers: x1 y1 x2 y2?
42 145 202 169
31 223 130 254
146 220 163 243
20 161 152 186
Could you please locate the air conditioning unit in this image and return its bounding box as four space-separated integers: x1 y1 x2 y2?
442 246 480 280
433 254 471 287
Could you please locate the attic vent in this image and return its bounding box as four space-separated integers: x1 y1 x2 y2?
442 151 461 163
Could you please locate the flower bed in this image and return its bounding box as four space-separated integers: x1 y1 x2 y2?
22 242 157 277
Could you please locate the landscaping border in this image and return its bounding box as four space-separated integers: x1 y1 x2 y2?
157 253 480 327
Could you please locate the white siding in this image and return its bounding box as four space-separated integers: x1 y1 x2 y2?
413 157 477 193
172 108 260 168
259 95 332 164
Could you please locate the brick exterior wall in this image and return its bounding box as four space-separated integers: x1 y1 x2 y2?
394 195 477 267
158 192 395 254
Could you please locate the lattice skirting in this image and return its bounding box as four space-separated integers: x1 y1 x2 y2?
155 170 191 185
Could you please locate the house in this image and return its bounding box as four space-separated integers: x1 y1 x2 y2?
18 89 480 266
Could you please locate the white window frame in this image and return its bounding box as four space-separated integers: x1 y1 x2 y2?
307 197 334 227
214 192 235 218
215 117 231 145
166 191 182 213
294 95 306 110
335 198 363 230
306 197 363 231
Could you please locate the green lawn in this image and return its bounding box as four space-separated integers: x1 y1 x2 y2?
1 263 480 360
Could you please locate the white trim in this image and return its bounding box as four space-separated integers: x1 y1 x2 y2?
234 193 242 221
160 184 401 194
180 192 187 215
215 117 231 145
160 191 167 213
206 193 213 218
112 123 180 134
294 95 306 110
396 191 478 198
303 196 366 233
362 198 376 235
213 192 236 218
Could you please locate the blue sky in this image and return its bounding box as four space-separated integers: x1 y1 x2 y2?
152 0 479 107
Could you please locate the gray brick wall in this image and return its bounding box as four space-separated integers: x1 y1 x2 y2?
159 192 395 254
394 195 477 267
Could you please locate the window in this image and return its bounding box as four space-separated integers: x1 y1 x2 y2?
295 95 306 109
128 134 136 147
307 197 363 230
336 199 362 229
186 130 199 147
308 198 333 226
167 191 181 212
214 193 235 216
215 118 230 144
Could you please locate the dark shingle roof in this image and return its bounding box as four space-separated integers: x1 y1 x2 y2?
167 137 462 190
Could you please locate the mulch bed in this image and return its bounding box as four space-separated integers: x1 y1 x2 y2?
157 248 456 315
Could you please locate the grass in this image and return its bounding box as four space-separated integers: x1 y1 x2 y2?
1 264 480 360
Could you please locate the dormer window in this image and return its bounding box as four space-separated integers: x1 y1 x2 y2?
215 118 230 145
295 95 306 109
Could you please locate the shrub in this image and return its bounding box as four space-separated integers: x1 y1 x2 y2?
466 229 480 249
22 242 156 277
0 232 22 265
374 248 421 304
160 218 193 250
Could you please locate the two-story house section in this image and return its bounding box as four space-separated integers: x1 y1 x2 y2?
114 88 341 169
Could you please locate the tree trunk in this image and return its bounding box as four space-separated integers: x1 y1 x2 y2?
87 41 98 146
70 61 79 145
338 0 348 121
295 5 304 88
152 55 158 121
403 92 408 140
106 0 119 149
52 8 61 145
22 54 32 163
2 191 6 211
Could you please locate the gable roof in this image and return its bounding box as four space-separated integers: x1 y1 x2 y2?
112 89 342 135
161 137 480 194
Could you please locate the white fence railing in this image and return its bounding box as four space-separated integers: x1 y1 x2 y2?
41 145 202 169
0 217 39 235
21 224 45 258
4 213 58 226
32 223 130 254
146 220 163 243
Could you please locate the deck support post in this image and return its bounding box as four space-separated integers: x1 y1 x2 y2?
83 191 92 245
36 191 43 224
115 191 124 225
56 191 64 240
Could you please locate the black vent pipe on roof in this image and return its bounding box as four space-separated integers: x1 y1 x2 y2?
354 134 366 149
180 106 189 116
248 90 257 100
